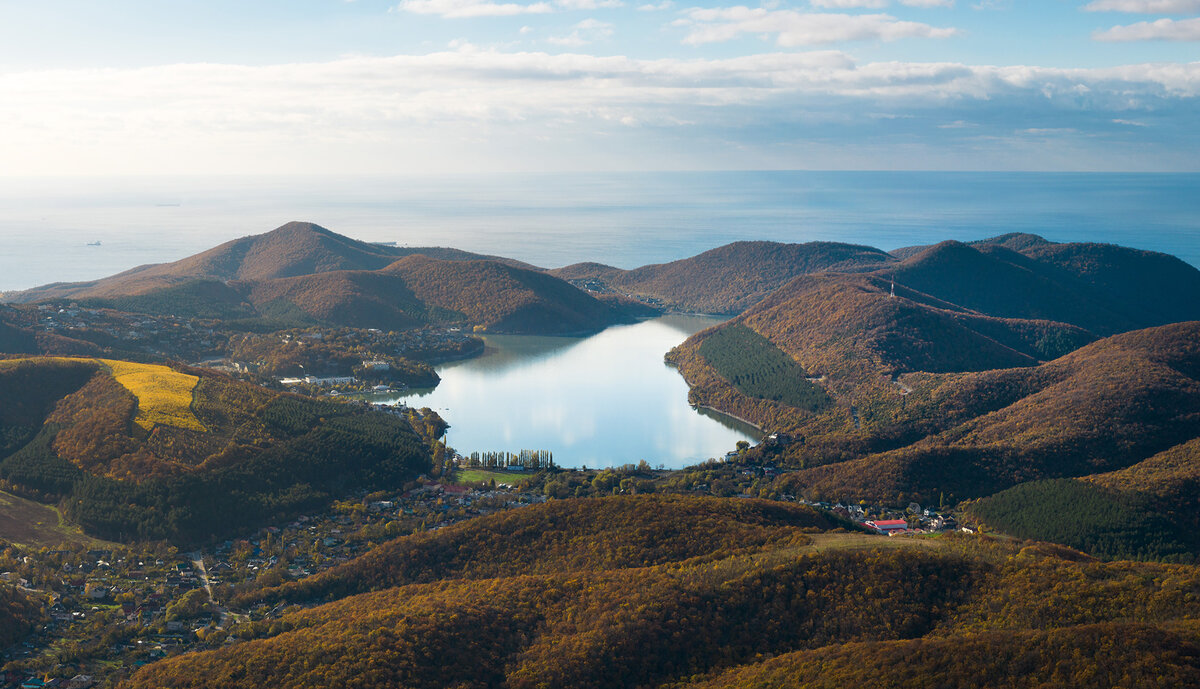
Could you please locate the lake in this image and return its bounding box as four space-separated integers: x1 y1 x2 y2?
364 314 760 469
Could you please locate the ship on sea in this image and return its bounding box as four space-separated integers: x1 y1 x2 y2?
86 241 101 246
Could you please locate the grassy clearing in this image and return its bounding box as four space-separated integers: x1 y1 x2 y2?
803 531 944 552
0 489 116 548
100 359 205 432
453 468 519 485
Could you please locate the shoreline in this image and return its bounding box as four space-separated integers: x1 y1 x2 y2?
694 404 765 434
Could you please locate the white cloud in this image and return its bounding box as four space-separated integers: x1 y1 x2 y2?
637 0 673 9
548 18 615 44
1112 118 1148 125
1 51 1197 174
811 0 954 7
1095 17 1200 40
811 0 890 8
554 0 624 8
1084 0 1200 12
393 0 620 16
394 0 553 17
675 8 960 46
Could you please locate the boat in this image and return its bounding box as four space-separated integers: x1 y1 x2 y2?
86 241 101 246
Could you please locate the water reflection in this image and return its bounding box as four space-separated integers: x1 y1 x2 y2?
372 315 760 469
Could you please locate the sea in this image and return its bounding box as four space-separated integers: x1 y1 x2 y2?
1 171 1199 293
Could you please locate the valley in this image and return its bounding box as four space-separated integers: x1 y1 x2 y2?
1 222 1199 687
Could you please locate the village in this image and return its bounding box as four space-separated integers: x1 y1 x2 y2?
0 477 547 689
5 302 484 389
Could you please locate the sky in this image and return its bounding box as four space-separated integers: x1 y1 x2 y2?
0 0 1198 174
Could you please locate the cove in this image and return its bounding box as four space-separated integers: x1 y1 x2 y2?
368 315 761 469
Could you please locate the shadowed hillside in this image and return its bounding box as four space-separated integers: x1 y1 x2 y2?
118 496 1200 689
552 240 895 313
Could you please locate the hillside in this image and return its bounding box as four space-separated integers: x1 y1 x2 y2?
0 357 430 543
0 305 102 356
7 222 523 303
5 223 633 335
668 267 1200 505
0 584 41 648
551 240 895 313
551 234 1200 327
963 438 1200 562
119 495 1200 689
888 235 1200 334
247 495 839 605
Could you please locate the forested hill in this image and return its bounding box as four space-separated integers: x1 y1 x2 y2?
887 238 1200 335
3 223 636 335
0 584 41 648
0 305 100 356
238 254 633 334
246 495 839 605
553 234 1200 328
6 221 525 303
0 356 430 543
122 494 1200 689
552 240 895 313
669 278 1200 515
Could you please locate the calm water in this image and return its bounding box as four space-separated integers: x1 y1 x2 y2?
364 315 760 469
1 171 1198 292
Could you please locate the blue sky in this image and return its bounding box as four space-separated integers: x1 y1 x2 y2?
0 0 1197 173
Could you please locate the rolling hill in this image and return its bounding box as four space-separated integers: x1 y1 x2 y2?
551 234 1200 328
665 237 1200 536
4 223 635 335
118 494 1200 689
7 222 525 302
551 240 895 313
0 356 430 544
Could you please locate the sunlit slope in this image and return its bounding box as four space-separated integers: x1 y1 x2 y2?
100 359 204 432
122 496 1200 689
0 356 429 543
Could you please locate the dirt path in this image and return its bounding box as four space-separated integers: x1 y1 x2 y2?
189 553 213 603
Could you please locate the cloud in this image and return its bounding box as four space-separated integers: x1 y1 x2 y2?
811 0 954 7
554 0 624 9
1084 0 1200 12
674 8 960 46
1095 17 1200 40
548 18 615 45
1 50 1197 174
393 0 619 16
637 0 673 9
394 0 553 17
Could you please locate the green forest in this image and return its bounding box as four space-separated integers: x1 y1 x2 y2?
699 324 831 412
968 479 1195 562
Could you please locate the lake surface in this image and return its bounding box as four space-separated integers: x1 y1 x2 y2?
364 315 760 469
2 171 1198 291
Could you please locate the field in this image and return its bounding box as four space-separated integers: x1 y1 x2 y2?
0 489 116 548
100 359 206 432
453 468 521 485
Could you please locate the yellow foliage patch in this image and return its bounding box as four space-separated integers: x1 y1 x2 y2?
99 359 206 433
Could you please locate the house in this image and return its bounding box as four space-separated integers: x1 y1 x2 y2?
361 360 391 371
865 519 909 535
